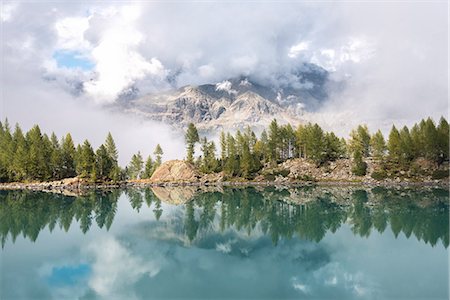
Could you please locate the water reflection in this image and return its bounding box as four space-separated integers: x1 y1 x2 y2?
0 186 448 248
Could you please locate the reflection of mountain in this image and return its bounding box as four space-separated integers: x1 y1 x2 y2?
1 187 448 248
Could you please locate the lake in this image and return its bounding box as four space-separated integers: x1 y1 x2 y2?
0 186 448 300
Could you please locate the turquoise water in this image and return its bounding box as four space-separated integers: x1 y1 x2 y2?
0 187 448 299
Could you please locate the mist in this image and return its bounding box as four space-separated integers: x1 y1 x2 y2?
1 1 447 155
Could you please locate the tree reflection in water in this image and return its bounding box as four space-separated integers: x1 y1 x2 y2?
0 186 448 248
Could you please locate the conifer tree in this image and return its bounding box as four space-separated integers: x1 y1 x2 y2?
49 133 63 180
78 140 96 179
185 123 199 163
104 132 119 165
154 144 163 167
399 126 414 164
95 144 113 180
260 130 269 163
348 125 371 158
220 131 227 169
437 117 449 164
26 125 49 180
104 132 120 180
142 155 154 179
61 133 76 178
268 119 280 164
12 124 28 181
387 126 402 162
370 130 386 160
128 152 144 179
422 118 439 162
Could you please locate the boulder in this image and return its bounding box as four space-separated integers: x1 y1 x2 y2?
150 160 200 183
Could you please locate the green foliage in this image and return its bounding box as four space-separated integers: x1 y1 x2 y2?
371 170 388 181
154 144 163 167
127 151 144 179
77 140 96 179
142 155 155 179
431 170 448 180
352 150 367 176
348 125 371 158
185 123 199 163
95 145 114 180
371 130 386 160
200 137 218 173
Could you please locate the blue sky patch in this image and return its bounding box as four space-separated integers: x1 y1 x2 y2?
53 50 94 71
47 263 91 286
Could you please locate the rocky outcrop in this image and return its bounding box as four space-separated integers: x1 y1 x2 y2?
150 160 200 183
151 186 198 205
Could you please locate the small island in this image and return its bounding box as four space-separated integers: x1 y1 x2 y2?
0 116 448 194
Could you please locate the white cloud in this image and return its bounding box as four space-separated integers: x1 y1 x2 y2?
81 5 167 103
54 16 91 51
215 80 237 95
288 41 310 58
87 237 160 298
0 2 17 22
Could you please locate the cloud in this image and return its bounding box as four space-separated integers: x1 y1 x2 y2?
86 237 160 298
1 1 447 145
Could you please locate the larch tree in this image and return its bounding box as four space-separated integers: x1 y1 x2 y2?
185 123 199 163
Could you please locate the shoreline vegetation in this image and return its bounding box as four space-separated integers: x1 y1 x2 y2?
0 116 448 193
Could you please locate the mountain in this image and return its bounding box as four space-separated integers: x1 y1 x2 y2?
120 63 330 132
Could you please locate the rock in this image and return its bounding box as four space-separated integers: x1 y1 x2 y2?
150 160 200 183
151 186 198 205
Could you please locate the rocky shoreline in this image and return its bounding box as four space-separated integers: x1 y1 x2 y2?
0 158 448 195
0 177 447 194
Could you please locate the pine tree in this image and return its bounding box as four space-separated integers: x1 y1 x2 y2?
78 140 96 179
154 144 163 167
185 123 199 163
324 132 343 162
387 125 402 162
220 131 227 169
11 124 28 181
95 144 113 180
225 133 239 176
399 126 414 164
371 130 386 160
104 132 118 165
348 125 371 158
422 118 439 162
61 133 76 178
303 123 326 165
142 155 154 179
352 150 367 176
200 137 217 173
104 133 120 180
268 119 280 164
437 117 449 164
128 152 144 179
26 125 49 180
49 133 63 180
260 129 269 163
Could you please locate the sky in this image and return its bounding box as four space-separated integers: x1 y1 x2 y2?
0 1 448 165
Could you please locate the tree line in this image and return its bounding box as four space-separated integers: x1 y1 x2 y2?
185 117 448 178
1 187 447 248
0 116 446 183
0 120 164 183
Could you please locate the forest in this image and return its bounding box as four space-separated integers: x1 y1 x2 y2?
0 116 448 183
186 117 448 179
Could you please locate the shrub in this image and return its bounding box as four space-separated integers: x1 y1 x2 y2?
432 170 449 180
371 170 387 181
294 174 316 182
